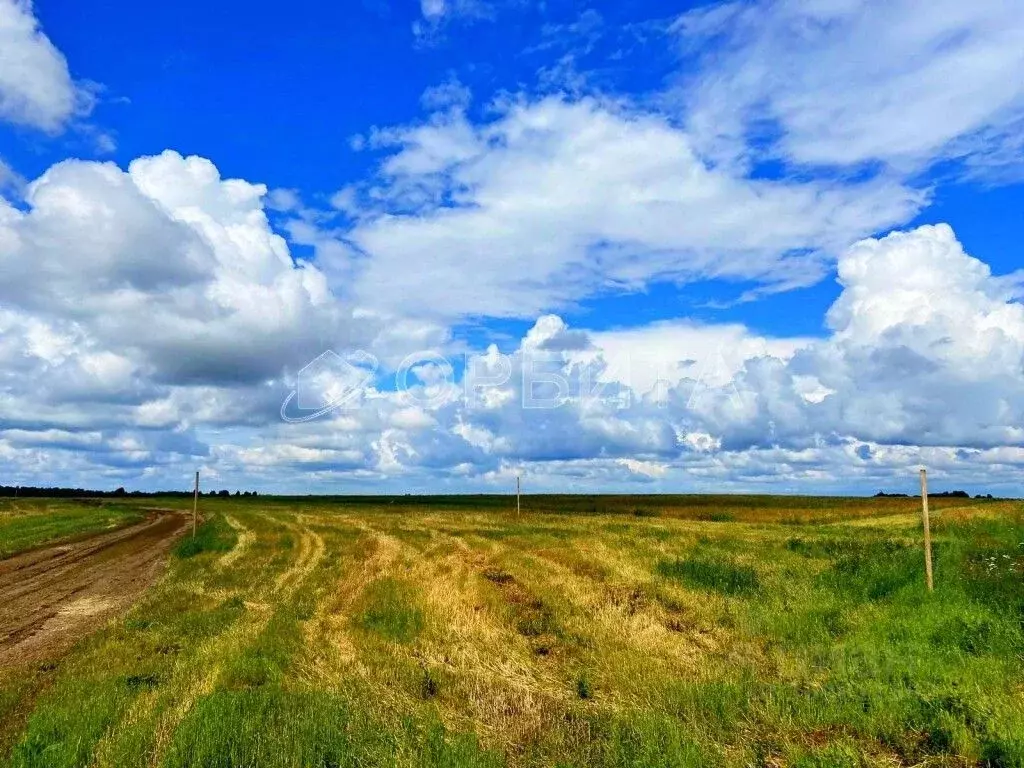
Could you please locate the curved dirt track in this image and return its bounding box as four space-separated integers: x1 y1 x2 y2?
0 509 190 669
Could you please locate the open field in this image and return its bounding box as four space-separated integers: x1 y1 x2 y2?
0 494 1021 767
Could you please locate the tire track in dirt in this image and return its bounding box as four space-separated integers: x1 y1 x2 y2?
0 510 189 670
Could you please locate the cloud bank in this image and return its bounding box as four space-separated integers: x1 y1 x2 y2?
0 148 1021 494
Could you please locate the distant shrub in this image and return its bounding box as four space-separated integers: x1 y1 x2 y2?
657 555 760 596
697 512 736 523
632 508 659 518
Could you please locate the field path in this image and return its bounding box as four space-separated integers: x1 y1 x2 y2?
0 508 189 669
142 511 327 767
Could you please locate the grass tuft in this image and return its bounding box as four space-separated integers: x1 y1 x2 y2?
164 688 500 768
576 674 594 700
657 555 760 596
356 578 424 643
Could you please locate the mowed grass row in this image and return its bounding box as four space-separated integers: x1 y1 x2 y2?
0 496 1021 767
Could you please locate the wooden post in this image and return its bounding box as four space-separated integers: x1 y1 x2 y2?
192 471 199 539
920 468 933 591
516 476 521 517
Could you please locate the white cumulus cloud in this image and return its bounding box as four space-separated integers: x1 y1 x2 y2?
677 0 1024 174
0 0 90 132
338 96 922 320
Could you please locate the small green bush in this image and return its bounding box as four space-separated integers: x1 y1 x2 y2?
173 515 236 559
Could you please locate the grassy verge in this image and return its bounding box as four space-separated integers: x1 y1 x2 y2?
173 514 236 559
0 500 145 559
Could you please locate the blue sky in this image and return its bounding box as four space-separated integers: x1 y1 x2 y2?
15 1 676 191
1 0 1023 495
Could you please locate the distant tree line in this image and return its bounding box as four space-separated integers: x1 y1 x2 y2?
874 490 996 499
0 485 259 498
0 485 1003 501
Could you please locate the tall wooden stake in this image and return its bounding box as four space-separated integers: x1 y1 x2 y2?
516 476 521 517
920 468 933 591
192 471 199 539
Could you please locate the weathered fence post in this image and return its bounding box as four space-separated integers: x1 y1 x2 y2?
192 471 199 539
920 468 934 591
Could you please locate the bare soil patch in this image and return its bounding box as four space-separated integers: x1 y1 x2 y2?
0 509 189 669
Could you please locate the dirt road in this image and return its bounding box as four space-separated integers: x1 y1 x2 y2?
0 509 189 669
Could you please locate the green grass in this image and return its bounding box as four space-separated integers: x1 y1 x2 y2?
657 554 760 595
0 495 1021 767
9 677 129 768
173 514 236 559
0 500 144 559
164 689 500 768
356 577 425 643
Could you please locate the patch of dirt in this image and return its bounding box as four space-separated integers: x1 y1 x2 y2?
0 509 189 669
478 566 562 656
